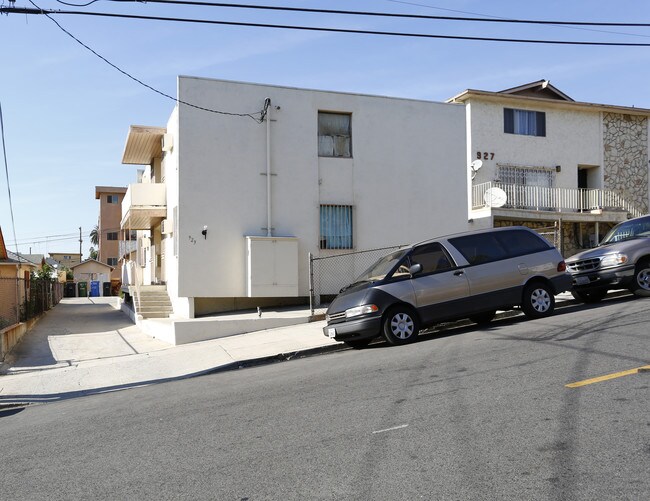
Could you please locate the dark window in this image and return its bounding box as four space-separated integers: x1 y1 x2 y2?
318 112 352 158
494 229 550 256
107 195 119 204
409 243 453 274
107 232 118 241
449 233 508 265
320 205 353 249
504 108 546 137
107 257 118 266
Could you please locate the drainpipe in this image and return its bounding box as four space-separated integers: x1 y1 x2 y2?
265 97 272 237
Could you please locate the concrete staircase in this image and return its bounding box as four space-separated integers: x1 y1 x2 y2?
135 285 173 319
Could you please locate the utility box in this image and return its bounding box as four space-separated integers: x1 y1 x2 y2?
245 236 299 297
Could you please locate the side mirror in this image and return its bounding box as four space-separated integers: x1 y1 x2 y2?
409 263 422 275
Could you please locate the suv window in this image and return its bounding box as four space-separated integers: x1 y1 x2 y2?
410 242 453 274
449 233 508 265
494 229 550 257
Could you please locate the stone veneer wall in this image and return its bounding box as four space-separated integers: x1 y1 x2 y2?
602 113 649 214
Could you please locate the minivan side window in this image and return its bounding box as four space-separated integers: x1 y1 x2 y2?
494 229 550 256
449 233 508 265
410 242 453 274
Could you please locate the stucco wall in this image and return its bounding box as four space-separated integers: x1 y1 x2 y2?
602 112 649 213
467 99 602 192
173 77 468 299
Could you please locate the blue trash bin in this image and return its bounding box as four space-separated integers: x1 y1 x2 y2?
90 281 100 297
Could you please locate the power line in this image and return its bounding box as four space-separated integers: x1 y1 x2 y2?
0 100 21 266
381 0 650 39
21 1 266 122
66 0 650 28
4 6 650 46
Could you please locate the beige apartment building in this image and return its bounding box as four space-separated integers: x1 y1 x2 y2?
48 252 82 269
95 186 127 284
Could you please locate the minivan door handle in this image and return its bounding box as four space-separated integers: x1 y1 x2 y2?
454 270 465 276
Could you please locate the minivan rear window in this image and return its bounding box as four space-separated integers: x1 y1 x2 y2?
449 233 508 265
449 229 550 265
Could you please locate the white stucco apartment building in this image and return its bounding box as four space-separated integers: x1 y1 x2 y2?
120 77 468 319
447 80 650 257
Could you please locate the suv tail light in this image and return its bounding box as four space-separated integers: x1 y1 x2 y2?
557 261 567 272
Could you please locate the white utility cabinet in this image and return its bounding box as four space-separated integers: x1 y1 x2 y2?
245 236 299 297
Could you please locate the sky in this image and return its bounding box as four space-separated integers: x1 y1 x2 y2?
2 0 650 256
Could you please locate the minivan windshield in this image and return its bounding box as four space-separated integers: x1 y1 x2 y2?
353 249 409 283
601 216 650 244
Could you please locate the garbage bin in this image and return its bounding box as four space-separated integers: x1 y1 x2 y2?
64 282 76 298
103 282 112 296
90 281 100 297
77 281 88 297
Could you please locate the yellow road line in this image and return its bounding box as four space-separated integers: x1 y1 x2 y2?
566 365 650 388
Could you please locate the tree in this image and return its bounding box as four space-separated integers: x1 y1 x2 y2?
90 224 99 247
89 247 98 260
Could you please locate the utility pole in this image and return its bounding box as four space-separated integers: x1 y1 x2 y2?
79 226 82 260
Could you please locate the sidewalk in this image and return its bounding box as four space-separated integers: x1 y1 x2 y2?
0 292 605 406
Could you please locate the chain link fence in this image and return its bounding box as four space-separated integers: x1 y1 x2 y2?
309 245 407 317
536 224 560 248
0 277 63 330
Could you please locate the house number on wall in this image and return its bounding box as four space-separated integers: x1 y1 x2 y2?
477 151 495 160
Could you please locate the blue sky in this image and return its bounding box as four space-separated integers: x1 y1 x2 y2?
2 0 650 255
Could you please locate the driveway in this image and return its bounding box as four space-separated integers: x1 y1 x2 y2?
1 298 169 374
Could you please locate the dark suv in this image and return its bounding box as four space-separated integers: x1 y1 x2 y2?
566 215 650 302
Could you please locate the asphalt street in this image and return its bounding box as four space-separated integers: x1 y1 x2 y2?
1 294 648 500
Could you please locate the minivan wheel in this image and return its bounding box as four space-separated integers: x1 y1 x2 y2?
469 310 496 325
571 289 608 303
630 260 650 297
382 306 420 346
522 282 555 319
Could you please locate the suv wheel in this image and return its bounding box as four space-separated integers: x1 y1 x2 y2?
382 306 420 346
522 282 555 319
571 289 607 303
630 260 650 297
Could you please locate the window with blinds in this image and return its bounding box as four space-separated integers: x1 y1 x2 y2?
320 205 353 249
504 108 546 137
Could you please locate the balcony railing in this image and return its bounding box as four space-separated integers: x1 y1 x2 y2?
119 240 137 258
472 182 642 218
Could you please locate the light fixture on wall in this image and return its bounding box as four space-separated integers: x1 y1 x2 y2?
556 165 562 172
202 225 208 239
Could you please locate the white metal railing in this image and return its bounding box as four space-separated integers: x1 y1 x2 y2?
119 240 137 259
472 182 643 218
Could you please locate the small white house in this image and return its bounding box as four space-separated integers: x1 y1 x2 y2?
119 77 468 319
448 80 650 256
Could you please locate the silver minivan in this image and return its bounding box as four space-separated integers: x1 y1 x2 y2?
323 226 572 348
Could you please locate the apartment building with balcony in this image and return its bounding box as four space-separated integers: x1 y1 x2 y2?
95 186 127 286
448 80 650 257
119 77 468 321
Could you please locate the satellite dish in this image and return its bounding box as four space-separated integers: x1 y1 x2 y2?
484 187 507 208
470 160 483 179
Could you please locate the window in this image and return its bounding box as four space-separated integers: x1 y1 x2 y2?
107 232 118 241
318 112 352 157
409 243 453 274
320 205 353 249
494 230 550 257
107 257 118 266
449 233 508 265
107 195 119 204
498 165 553 188
125 230 137 241
504 108 546 137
